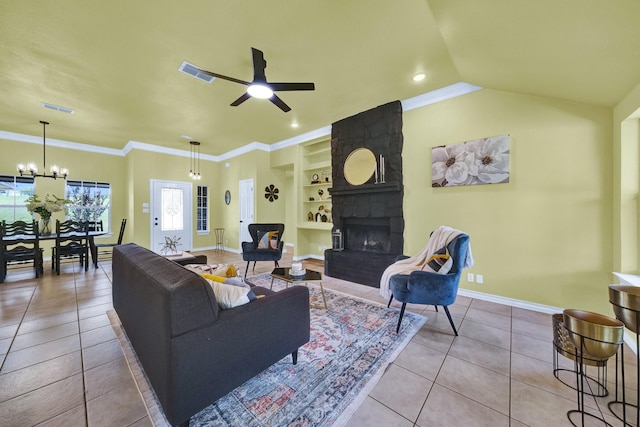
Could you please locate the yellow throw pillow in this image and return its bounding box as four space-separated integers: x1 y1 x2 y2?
201 273 227 283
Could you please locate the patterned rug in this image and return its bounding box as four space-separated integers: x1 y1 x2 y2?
109 273 426 427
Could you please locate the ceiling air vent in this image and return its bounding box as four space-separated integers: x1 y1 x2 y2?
42 102 74 114
179 61 215 84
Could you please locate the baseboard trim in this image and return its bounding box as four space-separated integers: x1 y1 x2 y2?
458 288 638 355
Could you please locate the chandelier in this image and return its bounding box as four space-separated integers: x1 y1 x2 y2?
189 140 202 180
17 121 68 179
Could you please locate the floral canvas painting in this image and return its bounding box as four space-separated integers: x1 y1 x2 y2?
432 135 510 187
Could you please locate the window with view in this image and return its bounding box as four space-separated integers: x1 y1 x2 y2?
65 180 111 233
0 175 35 223
197 185 209 233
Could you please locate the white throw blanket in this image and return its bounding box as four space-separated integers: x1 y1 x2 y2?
379 225 474 300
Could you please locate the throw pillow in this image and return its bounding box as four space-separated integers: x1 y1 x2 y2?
257 230 279 249
422 247 453 274
205 279 254 309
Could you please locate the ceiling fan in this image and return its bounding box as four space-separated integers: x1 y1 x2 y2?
197 48 315 113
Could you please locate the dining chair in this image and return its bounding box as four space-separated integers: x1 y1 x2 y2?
52 219 89 275
0 220 43 283
92 218 126 267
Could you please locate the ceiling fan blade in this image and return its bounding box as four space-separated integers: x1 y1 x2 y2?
230 92 251 107
251 48 267 83
269 94 291 113
196 68 250 86
270 82 315 92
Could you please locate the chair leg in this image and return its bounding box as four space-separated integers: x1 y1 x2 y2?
275 260 279 267
442 306 458 336
245 261 250 277
387 295 393 308
396 303 407 333
434 306 439 312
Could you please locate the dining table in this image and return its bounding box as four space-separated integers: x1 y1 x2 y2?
2 230 107 270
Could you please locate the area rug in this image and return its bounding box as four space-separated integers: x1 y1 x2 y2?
109 273 426 427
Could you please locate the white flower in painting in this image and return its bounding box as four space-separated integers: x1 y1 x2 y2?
432 143 469 186
465 136 510 184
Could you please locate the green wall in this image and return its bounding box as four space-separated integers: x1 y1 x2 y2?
1 84 637 317
403 89 613 313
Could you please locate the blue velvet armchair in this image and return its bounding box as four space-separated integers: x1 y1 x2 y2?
387 233 470 334
241 223 285 276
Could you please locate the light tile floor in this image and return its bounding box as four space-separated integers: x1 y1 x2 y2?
0 249 638 426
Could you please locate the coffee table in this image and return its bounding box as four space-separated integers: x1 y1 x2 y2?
270 267 327 309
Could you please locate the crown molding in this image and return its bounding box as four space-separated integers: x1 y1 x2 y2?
1 82 482 162
0 130 123 156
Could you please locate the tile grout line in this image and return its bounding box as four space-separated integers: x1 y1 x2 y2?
72 267 91 427
0 281 38 373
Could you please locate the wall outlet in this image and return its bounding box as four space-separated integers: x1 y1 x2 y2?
476 274 484 284
467 273 474 282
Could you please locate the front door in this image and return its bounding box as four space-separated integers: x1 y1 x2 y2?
239 179 254 245
150 180 193 254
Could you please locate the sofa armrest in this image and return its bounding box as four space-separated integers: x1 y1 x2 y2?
167 286 310 425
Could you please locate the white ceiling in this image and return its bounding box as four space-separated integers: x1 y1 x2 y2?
1 0 639 157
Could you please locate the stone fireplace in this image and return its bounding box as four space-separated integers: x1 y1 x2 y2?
324 101 404 287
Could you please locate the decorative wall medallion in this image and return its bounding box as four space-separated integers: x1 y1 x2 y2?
265 184 279 202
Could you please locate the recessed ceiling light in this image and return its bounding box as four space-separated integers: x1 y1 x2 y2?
412 73 427 82
180 135 193 139
291 122 299 128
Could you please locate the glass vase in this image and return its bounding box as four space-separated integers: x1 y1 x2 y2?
39 217 52 235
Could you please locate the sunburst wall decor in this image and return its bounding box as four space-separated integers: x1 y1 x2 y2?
265 184 279 202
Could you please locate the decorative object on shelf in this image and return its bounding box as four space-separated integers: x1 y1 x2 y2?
308 197 315 201
25 194 70 235
315 212 321 222
432 134 510 187
264 184 279 202
159 235 182 255
225 190 231 205
18 121 69 180
332 229 343 251
308 212 314 221
322 170 331 182
311 173 320 184
318 189 324 200
318 205 324 212
378 154 386 184
188 141 202 180
321 214 328 222
344 147 376 186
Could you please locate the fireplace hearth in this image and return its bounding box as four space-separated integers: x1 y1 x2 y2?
324 101 404 287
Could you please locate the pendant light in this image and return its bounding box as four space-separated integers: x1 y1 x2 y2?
189 141 202 180
17 121 69 179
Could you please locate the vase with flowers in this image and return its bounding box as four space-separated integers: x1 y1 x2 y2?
25 194 71 235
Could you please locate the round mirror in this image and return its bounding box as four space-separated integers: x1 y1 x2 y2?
344 148 376 186
224 190 231 205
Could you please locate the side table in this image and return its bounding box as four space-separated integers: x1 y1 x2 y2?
270 267 327 309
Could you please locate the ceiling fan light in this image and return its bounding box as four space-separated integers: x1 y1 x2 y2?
247 83 273 99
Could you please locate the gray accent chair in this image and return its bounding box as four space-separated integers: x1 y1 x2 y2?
241 223 285 276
